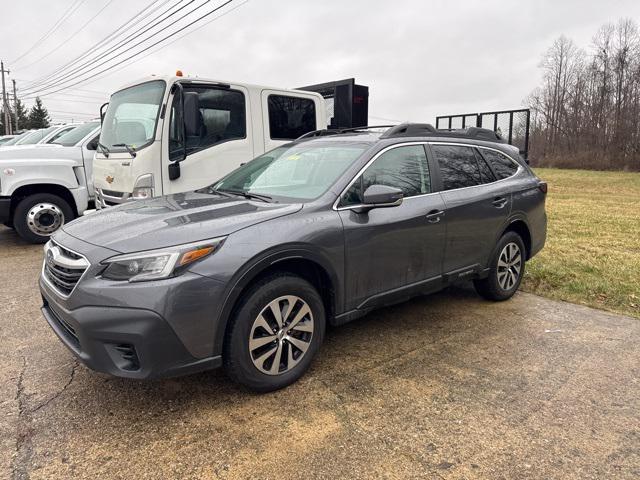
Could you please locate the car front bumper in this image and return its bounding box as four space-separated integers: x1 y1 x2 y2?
40 282 222 379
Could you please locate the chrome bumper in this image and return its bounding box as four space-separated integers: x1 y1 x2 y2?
95 188 131 210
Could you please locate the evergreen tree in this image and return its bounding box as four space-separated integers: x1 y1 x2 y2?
14 98 29 130
27 97 50 129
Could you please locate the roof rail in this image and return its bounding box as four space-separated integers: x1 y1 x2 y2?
381 123 506 143
379 123 437 138
297 125 396 140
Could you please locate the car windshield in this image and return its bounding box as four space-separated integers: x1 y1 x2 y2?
209 141 370 202
0 137 15 145
53 121 100 146
2 131 33 146
100 80 165 153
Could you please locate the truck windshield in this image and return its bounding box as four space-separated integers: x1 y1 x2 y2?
210 141 369 202
100 80 165 153
53 121 100 146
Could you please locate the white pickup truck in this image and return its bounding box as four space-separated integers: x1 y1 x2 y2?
0 121 100 243
92 74 327 208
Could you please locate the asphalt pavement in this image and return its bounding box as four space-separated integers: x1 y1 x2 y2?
1 226 638 479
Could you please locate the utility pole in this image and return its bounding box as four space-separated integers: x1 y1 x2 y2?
12 79 19 132
1 61 11 135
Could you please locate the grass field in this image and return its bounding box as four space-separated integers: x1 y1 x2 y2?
523 168 640 319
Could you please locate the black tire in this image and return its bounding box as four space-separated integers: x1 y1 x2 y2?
13 193 74 244
474 231 526 301
223 273 326 392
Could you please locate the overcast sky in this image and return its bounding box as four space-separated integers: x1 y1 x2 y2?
2 0 640 125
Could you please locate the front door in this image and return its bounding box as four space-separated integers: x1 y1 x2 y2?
337 144 446 310
162 83 254 195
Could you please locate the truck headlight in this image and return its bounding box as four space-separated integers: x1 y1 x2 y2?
131 173 154 200
101 237 226 282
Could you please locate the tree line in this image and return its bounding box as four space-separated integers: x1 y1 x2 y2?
0 97 50 135
527 18 640 171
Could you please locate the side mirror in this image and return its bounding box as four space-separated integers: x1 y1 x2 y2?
363 185 403 206
183 92 200 137
353 185 403 212
86 138 98 151
99 102 109 126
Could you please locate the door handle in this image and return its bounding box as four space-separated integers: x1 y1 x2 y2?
426 210 445 223
492 197 508 208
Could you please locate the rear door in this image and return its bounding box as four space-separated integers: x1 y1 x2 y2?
338 144 446 310
261 91 320 152
429 143 512 274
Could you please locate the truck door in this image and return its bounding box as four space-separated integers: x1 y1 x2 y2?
162 83 254 195
261 90 322 152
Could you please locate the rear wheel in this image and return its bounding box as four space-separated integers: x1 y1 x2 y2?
223 274 325 392
474 231 526 301
13 193 74 244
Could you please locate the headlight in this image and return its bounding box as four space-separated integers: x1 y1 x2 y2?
101 237 226 282
131 173 154 200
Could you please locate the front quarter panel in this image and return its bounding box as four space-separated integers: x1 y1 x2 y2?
188 206 345 355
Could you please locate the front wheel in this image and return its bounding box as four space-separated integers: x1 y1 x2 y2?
13 193 74 244
474 231 526 301
223 274 326 392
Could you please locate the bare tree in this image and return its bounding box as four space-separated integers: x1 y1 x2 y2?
526 19 640 171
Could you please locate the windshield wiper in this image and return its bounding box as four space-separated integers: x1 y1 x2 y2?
215 188 272 203
97 142 110 157
112 143 137 157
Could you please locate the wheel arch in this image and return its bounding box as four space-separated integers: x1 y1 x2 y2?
10 183 79 217
213 249 341 355
501 217 532 260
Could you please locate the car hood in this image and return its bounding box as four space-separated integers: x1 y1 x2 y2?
61 191 303 253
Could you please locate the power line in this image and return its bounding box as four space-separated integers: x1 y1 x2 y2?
20 0 177 92
21 0 200 95
19 0 167 89
21 0 236 99
26 0 249 101
16 0 116 72
10 0 88 65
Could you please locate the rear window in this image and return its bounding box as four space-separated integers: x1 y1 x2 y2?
268 95 316 140
480 149 519 179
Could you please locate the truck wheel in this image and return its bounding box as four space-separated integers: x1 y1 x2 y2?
13 193 74 244
223 274 326 392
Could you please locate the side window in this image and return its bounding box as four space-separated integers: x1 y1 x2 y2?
342 145 430 206
474 149 496 183
169 86 246 160
432 145 487 191
268 95 316 140
480 149 519 179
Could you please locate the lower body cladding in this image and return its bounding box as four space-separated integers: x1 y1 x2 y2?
39 268 227 380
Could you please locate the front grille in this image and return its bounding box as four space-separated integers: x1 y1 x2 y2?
43 240 89 297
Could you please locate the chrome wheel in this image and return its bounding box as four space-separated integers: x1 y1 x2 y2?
27 202 65 236
249 295 314 375
497 242 522 290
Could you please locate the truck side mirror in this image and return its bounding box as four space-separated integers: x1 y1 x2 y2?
100 102 109 126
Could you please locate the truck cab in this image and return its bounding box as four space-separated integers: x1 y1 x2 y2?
93 75 327 208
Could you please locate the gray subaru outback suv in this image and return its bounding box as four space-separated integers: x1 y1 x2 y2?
39 124 547 392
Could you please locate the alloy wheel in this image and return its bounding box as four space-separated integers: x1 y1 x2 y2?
248 295 314 375
497 242 522 291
